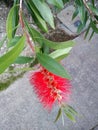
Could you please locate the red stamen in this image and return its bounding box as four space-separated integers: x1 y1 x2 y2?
30 67 71 110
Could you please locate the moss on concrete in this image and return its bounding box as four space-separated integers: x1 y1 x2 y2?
0 73 24 91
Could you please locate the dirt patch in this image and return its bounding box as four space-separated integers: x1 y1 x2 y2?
46 28 76 42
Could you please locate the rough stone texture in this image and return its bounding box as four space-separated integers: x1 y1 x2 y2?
0 33 98 130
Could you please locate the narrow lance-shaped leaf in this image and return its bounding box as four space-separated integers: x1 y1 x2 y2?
13 0 19 34
7 36 21 48
62 0 69 3
49 47 72 59
14 56 33 64
90 22 98 33
37 53 71 79
39 38 75 50
54 54 69 61
0 36 25 74
63 107 76 122
47 0 64 9
23 16 44 46
6 5 19 39
89 30 94 40
77 22 84 33
32 0 55 29
75 0 83 6
72 8 79 20
84 24 91 39
24 0 48 32
54 108 62 122
91 0 95 7
78 5 85 24
14 0 20 5
67 105 78 116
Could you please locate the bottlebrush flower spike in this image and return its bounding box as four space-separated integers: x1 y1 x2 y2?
30 67 71 110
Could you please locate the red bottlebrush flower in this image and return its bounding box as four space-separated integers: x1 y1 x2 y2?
30 67 71 110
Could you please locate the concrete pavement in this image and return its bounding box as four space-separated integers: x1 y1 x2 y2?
0 34 98 130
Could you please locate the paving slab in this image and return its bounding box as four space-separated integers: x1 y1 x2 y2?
0 34 98 130
57 5 89 35
62 33 98 130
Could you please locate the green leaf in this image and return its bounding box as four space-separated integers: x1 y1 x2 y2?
7 36 21 48
54 108 62 122
83 11 88 26
55 54 69 61
25 0 48 32
90 22 98 33
63 107 76 122
84 24 91 39
89 30 94 40
24 17 44 46
13 0 19 32
77 22 84 33
91 0 95 7
49 47 72 59
67 105 78 116
40 39 75 50
32 0 55 29
75 0 83 6
78 6 85 23
62 0 69 3
72 8 79 20
33 35 75 50
47 0 64 9
0 36 25 74
6 5 19 39
37 53 71 79
14 56 34 64
88 4 98 16
64 111 76 122
14 0 20 4
0 36 7 48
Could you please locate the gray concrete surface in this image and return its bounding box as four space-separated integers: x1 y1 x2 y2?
94 126 98 130
57 5 80 35
63 34 98 130
0 34 98 130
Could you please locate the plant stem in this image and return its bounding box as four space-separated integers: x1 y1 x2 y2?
83 0 98 24
19 0 35 52
83 0 92 15
20 0 22 10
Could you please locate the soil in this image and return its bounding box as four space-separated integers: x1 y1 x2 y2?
46 28 76 42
